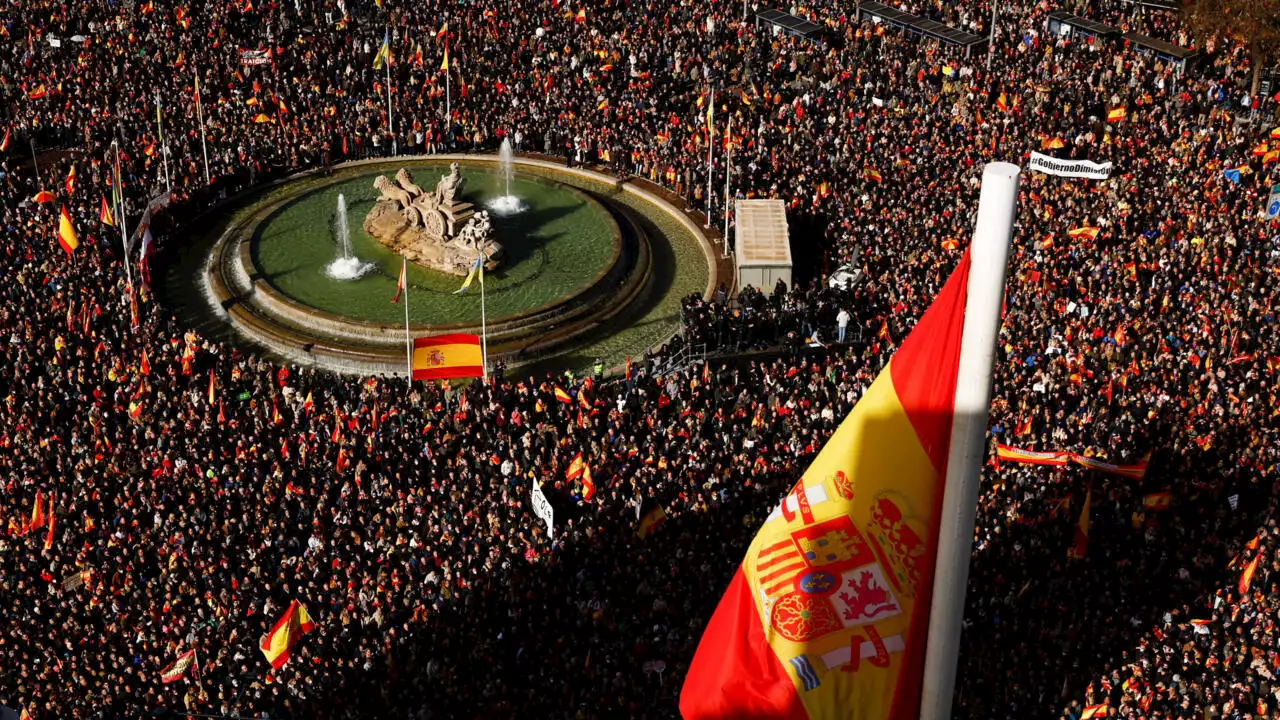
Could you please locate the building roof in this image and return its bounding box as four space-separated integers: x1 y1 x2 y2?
735 199 792 268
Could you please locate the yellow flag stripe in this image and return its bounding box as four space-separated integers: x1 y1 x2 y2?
738 359 937 719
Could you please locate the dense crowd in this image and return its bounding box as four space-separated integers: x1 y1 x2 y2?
2 0 1280 718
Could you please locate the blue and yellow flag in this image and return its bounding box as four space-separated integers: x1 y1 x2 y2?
454 256 483 294
373 29 391 70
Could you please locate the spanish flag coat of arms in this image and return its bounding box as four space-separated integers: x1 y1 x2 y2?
681 252 973 720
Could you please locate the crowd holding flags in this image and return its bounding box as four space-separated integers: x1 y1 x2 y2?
159 649 198 684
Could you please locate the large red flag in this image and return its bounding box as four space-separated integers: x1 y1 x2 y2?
680 252 971 720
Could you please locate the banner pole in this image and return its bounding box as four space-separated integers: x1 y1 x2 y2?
722 113 732 259
919 161 1019 720
113 141 134 290
156 90 171 195
403 258 412 380
386 28 396 157
479 261 488 382
705 87 715 228
194 69 211 185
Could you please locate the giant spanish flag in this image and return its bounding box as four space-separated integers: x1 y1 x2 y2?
411 334 482 380
260 600 315 668
681 252 972 720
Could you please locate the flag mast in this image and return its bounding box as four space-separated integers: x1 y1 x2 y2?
919 161 1020 720
479 260 488 382
194 68 210 185
402 258 412 380
155 90 172 195
385 28 396 157
111 140 134 289
721 113 733 259
193 645 206 703
704 87 715 228
444 37 451 132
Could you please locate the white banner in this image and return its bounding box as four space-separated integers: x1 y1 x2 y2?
1028 152 1113 180
238 48 273 66
531 479 554 540
126 190 173 253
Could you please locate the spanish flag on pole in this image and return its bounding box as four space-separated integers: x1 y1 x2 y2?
411 333 482 380
681 163 1019 720
57 205 80 255
681 249 973 719
260 600 316 668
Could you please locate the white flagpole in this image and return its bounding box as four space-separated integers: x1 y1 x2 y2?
704 87 715 228
919 161 1020 720
29 137 41 188
722 113 733 258
194 69 210 185
402 258 412 379
155 90 171 195
386 29 396 157
479 261 488 382
112 141 134 289
193 646 206 702
445 57 451 129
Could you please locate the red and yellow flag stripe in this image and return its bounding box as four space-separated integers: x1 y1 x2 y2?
681 253 972 720
259 600 315 669
411 333 482 381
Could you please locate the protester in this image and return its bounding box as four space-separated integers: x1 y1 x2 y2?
1 0 1279 718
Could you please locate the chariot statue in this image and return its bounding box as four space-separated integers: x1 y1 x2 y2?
364 165 502 275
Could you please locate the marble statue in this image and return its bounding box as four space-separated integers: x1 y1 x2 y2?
363 165 502 275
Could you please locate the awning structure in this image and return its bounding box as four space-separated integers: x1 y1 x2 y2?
735 199 793 294
754 8 825 41
1044 10 1123 41
858 1 988 56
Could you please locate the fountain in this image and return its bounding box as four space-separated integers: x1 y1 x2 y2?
324 193 374 280
487 138 524 215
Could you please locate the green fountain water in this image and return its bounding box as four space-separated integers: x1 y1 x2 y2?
251 161 618 326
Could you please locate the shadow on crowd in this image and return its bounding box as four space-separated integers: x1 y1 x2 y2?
261 476 780 720
955 420 1269 717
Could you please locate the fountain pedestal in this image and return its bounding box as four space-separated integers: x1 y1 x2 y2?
364 164 503 274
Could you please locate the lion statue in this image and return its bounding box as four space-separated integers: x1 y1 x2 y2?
395 168 425 198
374 175 413 210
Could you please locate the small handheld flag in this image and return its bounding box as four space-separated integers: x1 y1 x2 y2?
160 649 197 684
100 196 116 226
57 205 80 255
260 600 316 668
